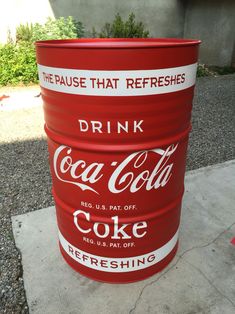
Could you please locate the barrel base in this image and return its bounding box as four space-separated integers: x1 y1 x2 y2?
59 241 179 284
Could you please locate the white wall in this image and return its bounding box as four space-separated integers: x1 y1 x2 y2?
184 0 235 66
0 0 185 42
0 0 54 42
1 0 234 66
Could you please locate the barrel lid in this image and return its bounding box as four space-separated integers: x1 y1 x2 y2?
35 38 201 49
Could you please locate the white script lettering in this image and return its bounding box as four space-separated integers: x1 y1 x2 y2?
53 144 178 195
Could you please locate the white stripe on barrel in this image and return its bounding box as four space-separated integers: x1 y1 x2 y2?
58 228 179 272
38 63 197 96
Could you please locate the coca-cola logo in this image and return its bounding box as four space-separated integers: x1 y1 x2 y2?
53 144 178 195
73 210 147 239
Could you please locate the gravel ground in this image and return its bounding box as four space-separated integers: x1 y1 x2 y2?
0 74 235 313
187 74 235 169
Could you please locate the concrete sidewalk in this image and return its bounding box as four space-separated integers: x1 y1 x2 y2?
12 161 235 314
0 85 41 111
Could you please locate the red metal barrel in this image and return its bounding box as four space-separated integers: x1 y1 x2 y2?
35 38 200 283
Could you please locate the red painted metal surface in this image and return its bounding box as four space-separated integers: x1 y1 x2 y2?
35 38 200 283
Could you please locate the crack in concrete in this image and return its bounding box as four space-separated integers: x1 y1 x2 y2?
128 222 235 314
184 259 235 308
129 257 181 314
176 221 235 257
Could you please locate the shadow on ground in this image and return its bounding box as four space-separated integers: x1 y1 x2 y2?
0 138 53 314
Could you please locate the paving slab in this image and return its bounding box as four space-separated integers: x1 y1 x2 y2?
12 160 235 314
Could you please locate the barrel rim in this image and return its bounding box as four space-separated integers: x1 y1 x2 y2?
35 38 201 49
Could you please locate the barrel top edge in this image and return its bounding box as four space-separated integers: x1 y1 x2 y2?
35 38 201 49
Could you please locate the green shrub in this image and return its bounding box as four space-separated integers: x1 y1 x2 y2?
197 64 211 77
16 17 84 43
31 17 84 42
0 17 84 86
93 13 149 38
16 23 34 43
208 66 235 75
0 43 38 85
196 64 235 77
